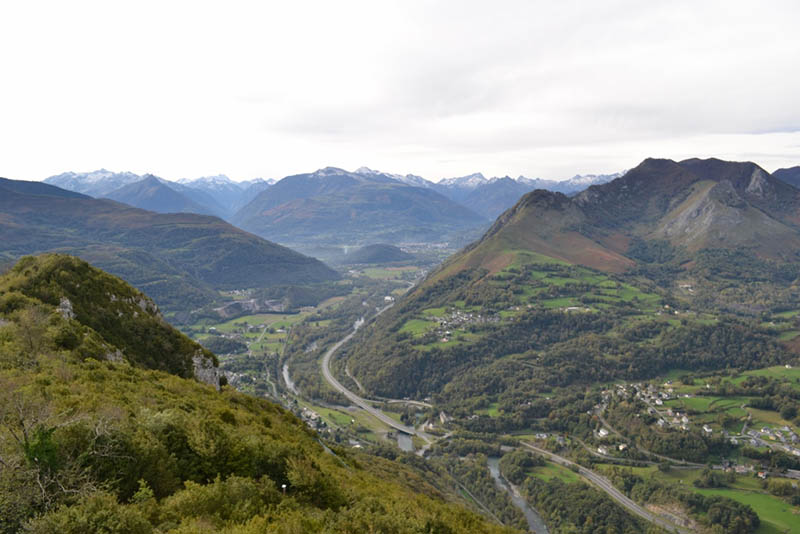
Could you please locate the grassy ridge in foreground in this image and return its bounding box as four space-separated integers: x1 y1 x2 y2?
0 254 515 534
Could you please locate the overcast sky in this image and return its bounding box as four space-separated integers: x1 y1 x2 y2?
1 0 798 182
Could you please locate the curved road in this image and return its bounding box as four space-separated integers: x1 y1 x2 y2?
520 442 691 534
320 306 433 444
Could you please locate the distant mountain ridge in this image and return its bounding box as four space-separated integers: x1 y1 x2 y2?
104 174 221 216
352 167 623 220
773 165 800 189
232 167 488 247
45 167 620 232
443 157 800 278
0 176 339 314
45 170 274 219
45 169 143 196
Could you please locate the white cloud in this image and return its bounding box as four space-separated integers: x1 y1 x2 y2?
0 0 798 182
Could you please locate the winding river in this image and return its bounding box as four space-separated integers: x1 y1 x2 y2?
487 457 549 534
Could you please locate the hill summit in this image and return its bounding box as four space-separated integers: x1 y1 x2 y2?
0 254 219 381
232 167 487 247
444 157 800 277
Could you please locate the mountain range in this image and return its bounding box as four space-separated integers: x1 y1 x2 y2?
341 157 800 407
0 176 338 314
46 167 621 248
355 167 622 219
45 170 273 219
232 167 487 247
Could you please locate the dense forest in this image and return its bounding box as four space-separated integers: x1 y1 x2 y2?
343 258 793 430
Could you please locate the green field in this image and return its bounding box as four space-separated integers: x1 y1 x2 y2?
416 330 479 351
476 402 501 417
778 330 800 341
597 464 799 533
530 461 581 483
206 312 305 333
422 307 447 317
695 488 799 534
400 318 437 336
362 266 419 280
740 365 800 381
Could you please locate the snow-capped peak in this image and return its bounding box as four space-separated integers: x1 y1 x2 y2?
179 174 234 186
353 166 433 188
355 166 380 176
241 178 274 187
438 173 488 188
564 171 625 186
311 166 351 177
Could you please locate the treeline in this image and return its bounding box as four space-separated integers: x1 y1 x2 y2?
517 478 649 534
602 467 760 534
200 335 248 355
703 374 800 425
433 454 528 530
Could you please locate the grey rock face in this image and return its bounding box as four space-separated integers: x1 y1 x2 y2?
192 351 221 390
57 297 75 320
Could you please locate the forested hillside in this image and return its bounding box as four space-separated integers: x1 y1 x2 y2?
0 254 516 534
341 158 800 426
0 177 339 314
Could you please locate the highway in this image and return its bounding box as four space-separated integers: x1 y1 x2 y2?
319 308 691 530
520 442 692 534
320 305 433 444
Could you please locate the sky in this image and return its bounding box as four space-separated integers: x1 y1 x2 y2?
1 0 799 183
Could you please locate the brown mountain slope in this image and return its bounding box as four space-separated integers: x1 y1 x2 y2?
436 157 800 280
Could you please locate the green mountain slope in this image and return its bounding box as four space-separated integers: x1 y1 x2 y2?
0 177 339 313
0 255 515 534
340 158 799 421
0 254 218 379
233 167 487 246
104 175 220 216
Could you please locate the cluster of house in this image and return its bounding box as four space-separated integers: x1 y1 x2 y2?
596 443 628 456
744 427 800 457
299 407 326 430
608 380 800 458
601 382 696 432
432 309 499 342
208 321 274 336
594 428 629 455
222 288 253 297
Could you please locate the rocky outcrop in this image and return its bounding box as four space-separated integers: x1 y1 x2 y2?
57 297 75 319
193 351 221 390
745 168 774 199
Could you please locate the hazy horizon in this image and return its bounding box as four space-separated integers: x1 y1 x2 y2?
2 1 798 182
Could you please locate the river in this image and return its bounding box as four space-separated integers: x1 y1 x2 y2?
282 363 298 395
487 457 549 534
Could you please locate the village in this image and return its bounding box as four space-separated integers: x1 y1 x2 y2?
429 308 501 343
593 379 800 467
